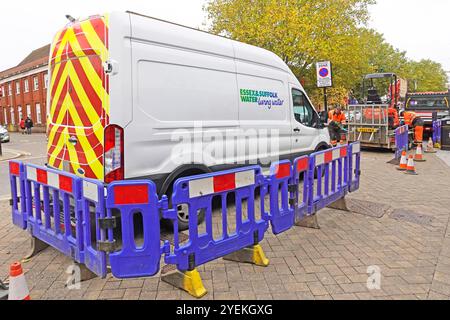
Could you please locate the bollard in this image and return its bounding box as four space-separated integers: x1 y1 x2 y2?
0 140 3 156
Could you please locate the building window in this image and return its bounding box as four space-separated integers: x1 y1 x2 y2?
27 104 31 118
10 107 15 125
18 106 23 121
16 81 21 95
44 74 49 89
33 76 39 91
0 86 4 97
8 83 12 96
36 103 42 124
24 79 29 93
3 108 7 125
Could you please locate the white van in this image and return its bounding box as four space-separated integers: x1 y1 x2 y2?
46 11 330 228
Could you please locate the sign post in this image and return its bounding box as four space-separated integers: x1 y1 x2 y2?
316 61 333 114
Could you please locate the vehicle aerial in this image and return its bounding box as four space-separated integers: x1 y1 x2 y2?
46 11 330 229
0 125 10 143
346 73 412 150
405 91 450 136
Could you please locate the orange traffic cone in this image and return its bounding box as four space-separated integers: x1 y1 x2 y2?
404 155 418 175
425 138 437 153
414 144 426 162
396 150 408 171
8 262 30 300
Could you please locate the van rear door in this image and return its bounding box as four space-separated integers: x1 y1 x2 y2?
47 16 110 181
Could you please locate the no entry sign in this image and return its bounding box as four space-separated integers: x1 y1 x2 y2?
316 61 333 88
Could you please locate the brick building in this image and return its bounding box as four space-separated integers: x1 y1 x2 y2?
0 44 50 133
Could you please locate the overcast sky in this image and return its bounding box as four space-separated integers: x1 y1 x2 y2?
1 0 449 78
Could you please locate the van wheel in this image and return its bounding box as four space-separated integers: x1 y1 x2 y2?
176 204 205 231
163 185 206 232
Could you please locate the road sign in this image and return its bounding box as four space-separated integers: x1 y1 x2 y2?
316 61 333 88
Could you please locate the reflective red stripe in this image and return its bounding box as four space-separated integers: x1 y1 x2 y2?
276 163 291 179
296 158 309 173
10 162 20 176
340 147 348 158
36 169 48 185
213 174 236 193
114 185 149 205
59 175 73 193
324 151 333 164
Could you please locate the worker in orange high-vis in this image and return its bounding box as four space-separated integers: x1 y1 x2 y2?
399 110 424 144
328 106 347 146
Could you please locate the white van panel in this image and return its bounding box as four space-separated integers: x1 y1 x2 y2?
134 42 238 122
109 12 133 127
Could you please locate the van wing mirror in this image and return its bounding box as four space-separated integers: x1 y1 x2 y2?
319 111 328 125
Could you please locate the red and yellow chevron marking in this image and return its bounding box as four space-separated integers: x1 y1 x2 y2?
47 15 109 181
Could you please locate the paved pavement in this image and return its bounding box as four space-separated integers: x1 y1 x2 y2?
1 138 450 300
0 133 47 200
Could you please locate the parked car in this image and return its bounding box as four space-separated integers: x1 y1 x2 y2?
0 126 10 143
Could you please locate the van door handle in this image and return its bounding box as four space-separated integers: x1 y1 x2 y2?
293 128 301 133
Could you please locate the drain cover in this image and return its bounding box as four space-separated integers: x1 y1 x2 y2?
330 198 391 218
390 209 433 226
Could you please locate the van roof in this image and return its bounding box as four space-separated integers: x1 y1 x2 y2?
126 11 293 76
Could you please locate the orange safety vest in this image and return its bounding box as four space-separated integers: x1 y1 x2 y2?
403 111 417 126
328 110 346 124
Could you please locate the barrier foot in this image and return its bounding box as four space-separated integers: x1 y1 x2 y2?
23 237 49 260
161 268 207 299
295 214 320 229
223 245 269 267
387 158 400 165
76 263 98 282
434 143 441 149
327 198 350 212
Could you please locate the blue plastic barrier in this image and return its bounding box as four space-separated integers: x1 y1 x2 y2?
307 145 350 213
164 166 268 271
291 156 310 220
394 125 409 159
80 178 108 278
348 142 362 193
9 161 27 229
266 160 295 234
106 181 168 278
433 120 442 146
24 164 84 262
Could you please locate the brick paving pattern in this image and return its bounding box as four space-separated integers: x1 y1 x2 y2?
1 150 450 300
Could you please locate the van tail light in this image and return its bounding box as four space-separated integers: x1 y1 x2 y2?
104 125 124 184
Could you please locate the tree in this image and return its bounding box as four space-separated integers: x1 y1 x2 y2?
205 0 375 106
402 60 448 92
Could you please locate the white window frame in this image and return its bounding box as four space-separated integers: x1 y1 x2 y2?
16 81 21 95
3 108 7 124
10 107 15 125
36 103 42 124
18 105 23 121
24 79 29 93
26 104 31 119
33 76 39 91
8 83 12 96
44 74 49 89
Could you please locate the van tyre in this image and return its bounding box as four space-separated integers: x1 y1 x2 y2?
163 185 206 232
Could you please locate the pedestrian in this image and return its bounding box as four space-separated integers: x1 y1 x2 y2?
25 116 33 135
19 118 26 134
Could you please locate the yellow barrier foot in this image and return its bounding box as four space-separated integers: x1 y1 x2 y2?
223 245 269 267
434 143 441 149
161 268 207 299
295 214 320 229
24 237 49 260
